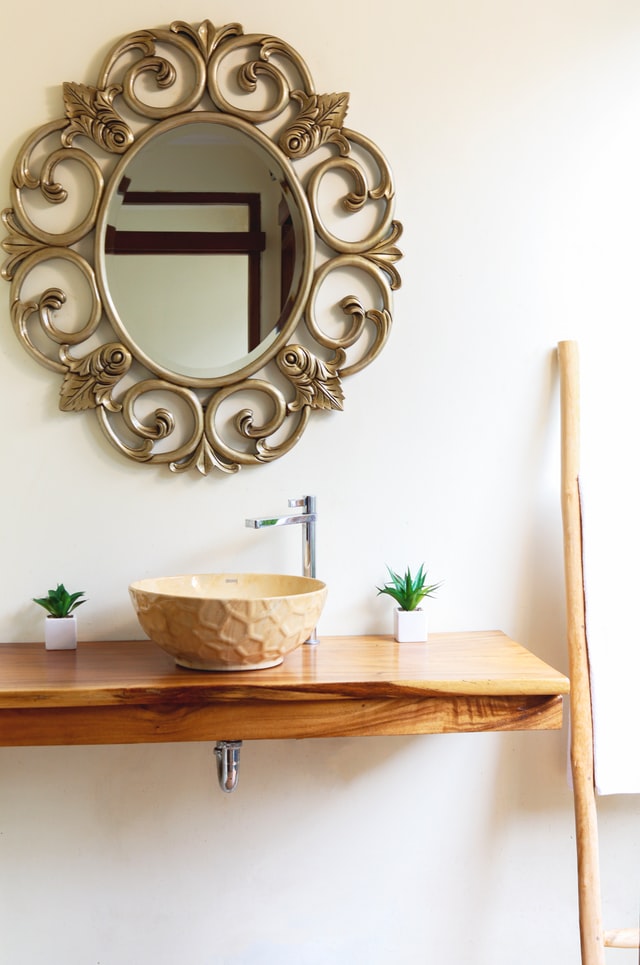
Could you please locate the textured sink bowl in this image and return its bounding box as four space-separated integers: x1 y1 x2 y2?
129 573 327 671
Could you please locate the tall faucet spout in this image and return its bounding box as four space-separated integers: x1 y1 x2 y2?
245 511 316 531
245 495 319 643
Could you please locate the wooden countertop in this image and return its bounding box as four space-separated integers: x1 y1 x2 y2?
0 631 569 745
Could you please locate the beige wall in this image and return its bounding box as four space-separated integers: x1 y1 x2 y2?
1 2 639 963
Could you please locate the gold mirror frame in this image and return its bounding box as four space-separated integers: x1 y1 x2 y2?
1 19 402 475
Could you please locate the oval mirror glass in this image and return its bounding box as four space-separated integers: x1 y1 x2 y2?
97 115 310 384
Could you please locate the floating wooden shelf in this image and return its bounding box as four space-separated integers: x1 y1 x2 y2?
0 631 569 746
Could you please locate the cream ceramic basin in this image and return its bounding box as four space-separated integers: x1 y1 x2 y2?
129 573 327 671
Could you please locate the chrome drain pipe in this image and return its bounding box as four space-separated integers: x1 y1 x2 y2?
214 741 243 793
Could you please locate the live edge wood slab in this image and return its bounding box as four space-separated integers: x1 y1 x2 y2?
0 632 569 747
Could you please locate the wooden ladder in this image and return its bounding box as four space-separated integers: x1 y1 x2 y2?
558 340 640 964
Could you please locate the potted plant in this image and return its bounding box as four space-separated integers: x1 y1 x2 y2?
377 564 441 642
33 583 87 650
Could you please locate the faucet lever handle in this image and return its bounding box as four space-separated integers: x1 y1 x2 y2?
288 495 316 511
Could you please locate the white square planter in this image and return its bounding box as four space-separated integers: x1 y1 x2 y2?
45 615 77 650
394 608 428 643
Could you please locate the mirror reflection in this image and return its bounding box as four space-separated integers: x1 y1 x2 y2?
100 118 304 380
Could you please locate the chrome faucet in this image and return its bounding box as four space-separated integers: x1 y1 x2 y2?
245 495 319 644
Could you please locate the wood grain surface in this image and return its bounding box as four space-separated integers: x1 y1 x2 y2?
0 632 568 745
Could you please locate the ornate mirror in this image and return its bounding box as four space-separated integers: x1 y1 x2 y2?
1 19 402 475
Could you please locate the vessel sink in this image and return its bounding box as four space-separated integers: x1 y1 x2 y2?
129 573 327 671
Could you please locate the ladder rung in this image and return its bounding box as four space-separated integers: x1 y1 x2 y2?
603 928 640 949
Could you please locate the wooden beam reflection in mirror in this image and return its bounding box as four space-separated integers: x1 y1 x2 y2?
105 191 264 351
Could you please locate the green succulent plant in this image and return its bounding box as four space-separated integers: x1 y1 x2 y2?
33 583 87 619
376 564 441 611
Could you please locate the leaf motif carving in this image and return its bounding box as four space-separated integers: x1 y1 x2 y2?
170 19 244 61
170 435 239 476
59 343 131 412
61 82 133 154
312 92 349 130
1 208 47 280
363 221 404 291
279 92 350 159
277 345 346 412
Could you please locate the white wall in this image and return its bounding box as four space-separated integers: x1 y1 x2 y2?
1 2 639 963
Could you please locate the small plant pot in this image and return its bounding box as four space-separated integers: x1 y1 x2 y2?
394 608 428 643
45 615 77 650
